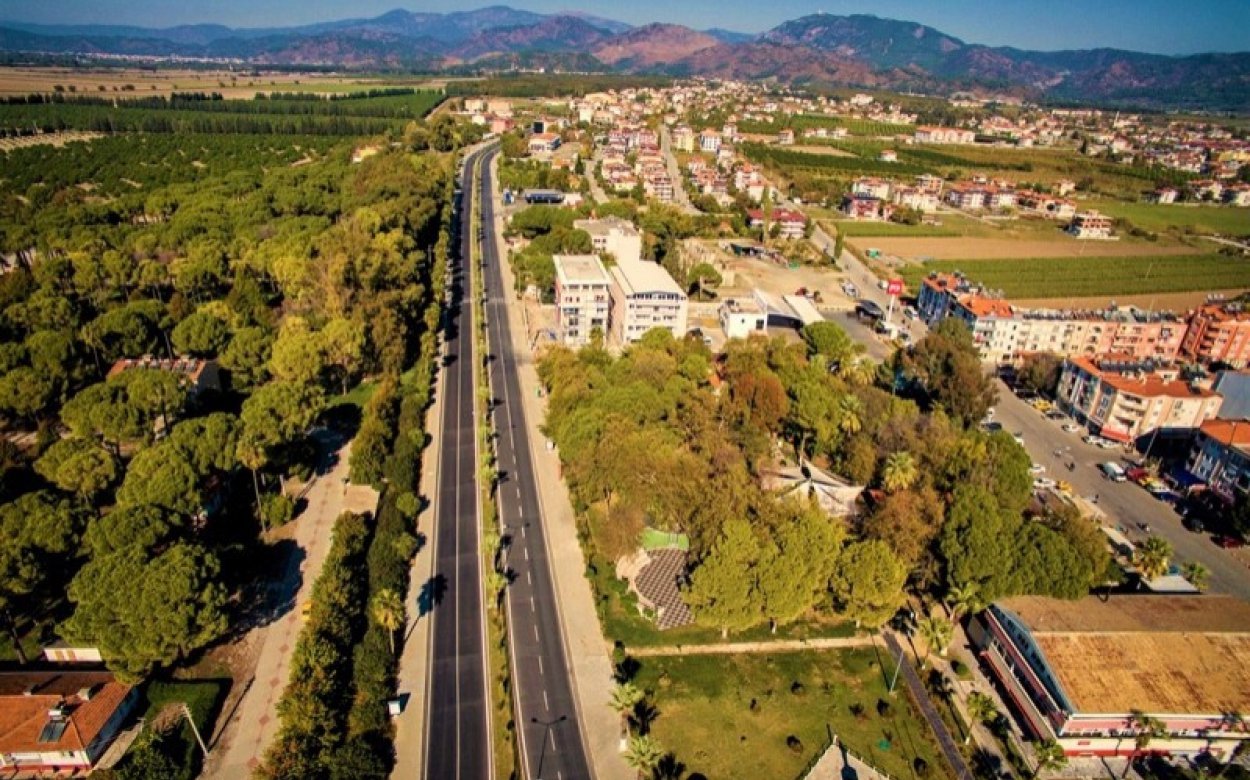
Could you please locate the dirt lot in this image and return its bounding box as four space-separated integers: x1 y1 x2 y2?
0 66 457 99
1014 290 1248 311
789 145 856 157
848 236 1205 260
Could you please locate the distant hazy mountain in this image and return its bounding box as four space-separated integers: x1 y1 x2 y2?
1 7 1246 111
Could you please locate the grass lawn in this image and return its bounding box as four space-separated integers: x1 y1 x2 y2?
587 553 856 648
635 649 951 780
113 679 227 780
897 253 1250 299
640 528 689 551
1089 200 1250 237
328 378 378 409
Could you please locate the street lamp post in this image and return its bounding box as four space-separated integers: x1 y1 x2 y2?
531 715 567 780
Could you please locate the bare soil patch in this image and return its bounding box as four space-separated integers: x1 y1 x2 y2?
849 236 1204 260
1014 289 1247 311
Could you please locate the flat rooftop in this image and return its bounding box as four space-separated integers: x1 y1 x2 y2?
553 254 610 287
610 259 684 297
999 595 1250 716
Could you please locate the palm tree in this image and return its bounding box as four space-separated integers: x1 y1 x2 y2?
624 733 664 780
836 394 864 437
966 691 998 744
1182 561 1210 592
371 588 406 656
610 682 645 743
917 615 953 667
881 451 919 493
945 582 984 620
1033 739 1068 778
1133 536 1173 586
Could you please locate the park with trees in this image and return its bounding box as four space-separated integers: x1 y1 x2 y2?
0 89 476 777
539 315 1114 643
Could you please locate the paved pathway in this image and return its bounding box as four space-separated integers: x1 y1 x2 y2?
492 156 634 780
880 632 976 780
204 436 379 780
630 635 873 656
658 125 699 215
806 737 891 780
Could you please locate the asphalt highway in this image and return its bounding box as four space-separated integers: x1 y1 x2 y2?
480 147 593 780
424 146 491 780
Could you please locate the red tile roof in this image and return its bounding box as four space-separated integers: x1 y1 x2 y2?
0 671 133 757
1200 419 1250 447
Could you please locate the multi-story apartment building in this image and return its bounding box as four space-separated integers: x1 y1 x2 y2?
699 128 722 153
671 125 695 152
1016 190 1077 220
850 177 893 200
608 260 688 345
1056 356 1222 446
553 254 612 347
573 216 643 263
1182 303 1250 368
919 273 1187 364
1187 419 1250 500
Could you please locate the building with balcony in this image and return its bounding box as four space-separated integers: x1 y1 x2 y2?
968 595 1250 759
1182 303 1250 368
1187 418 1250 501
1056 356 1222 447
608 260 688 345
553 254 612 347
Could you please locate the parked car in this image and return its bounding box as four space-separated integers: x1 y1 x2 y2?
1098 438 1120 450
1083 434 1100 446
1012 431 1025 445
1063 422 1082 433
1100 462 1128 482
1184 516 1205 533
1216 536 1246 549
1029 463 1046 475
1033 477 1057 490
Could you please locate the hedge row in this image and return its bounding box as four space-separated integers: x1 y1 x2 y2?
255 511 373 779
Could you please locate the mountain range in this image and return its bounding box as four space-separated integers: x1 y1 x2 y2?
1 7 1247 111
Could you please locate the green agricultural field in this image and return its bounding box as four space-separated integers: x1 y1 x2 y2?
1090 200 1250 237
635 649 951 780
897 253 1250 299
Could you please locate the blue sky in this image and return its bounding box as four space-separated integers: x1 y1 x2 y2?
1 0 1246 55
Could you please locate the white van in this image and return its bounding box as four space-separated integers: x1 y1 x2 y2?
1100 462 1127 482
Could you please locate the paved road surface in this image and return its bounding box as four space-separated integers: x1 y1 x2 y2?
881 633 975 780
658 125 699 214
424 146 491 780
481 146 594 780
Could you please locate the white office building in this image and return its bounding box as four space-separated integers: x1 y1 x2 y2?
609 260 688 345
554 254 612 347
573 216 643 263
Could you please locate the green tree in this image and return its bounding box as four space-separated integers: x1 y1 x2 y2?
684 517 764 638
686 262 722 299
0 492 85 662
1018 353 1063 397
831 540 907 628
64 542 228 681
83 505 181 557
861 486 945 567
1182 561 1209 592
944 582 984 620
0 366 56 421
939 486 1020 601
756 501 845 632
321 317 366 394
881 451 919 493
1133 536 1173 586
166 413 240 474
905 318 998 428
171 309 230 357
802 321 858 368
371 587 406 655
115 443 201 517
220 326 274 389
967 691 998 729
1125 712 1166 778
624 734 664 780
33 437 118 499
917 614 953 666
268 317 326 386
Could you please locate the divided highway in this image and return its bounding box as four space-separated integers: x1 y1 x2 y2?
424 147 491 780
480 148 594 779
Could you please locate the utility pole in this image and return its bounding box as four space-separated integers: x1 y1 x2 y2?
887 643 905 695
182 703 209 758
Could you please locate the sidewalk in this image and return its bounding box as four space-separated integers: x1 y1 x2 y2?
631 635 873 657
390 333 449 778
880 632 976 780
204 438 379 780
490 156 633 780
